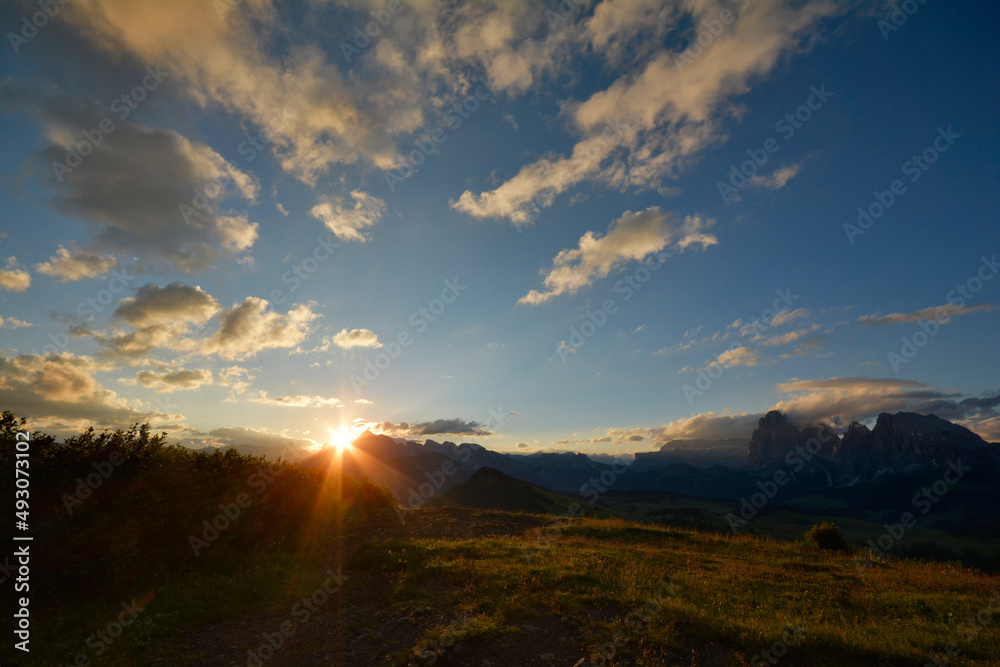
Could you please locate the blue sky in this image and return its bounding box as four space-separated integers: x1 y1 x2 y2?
1 0 997 454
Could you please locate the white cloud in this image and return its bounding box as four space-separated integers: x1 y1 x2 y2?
35 245 116 282
218 365 255 396
310 191 387 243
249 392 340 408
0 315 33 330
59 0 399 183
713 346 758 368
202 298 319 361
748 163 801 191
520 208 716 305
328 328 382 349
452 1 840 223
0 257 30 292
770 308 811 328
758 324 820 347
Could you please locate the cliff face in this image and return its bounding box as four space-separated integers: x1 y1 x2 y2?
838 412 992 476
747 410 838 467
748 410 997 483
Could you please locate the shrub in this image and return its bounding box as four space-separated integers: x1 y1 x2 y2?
804 521 851 553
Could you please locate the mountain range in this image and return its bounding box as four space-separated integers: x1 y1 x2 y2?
293 411 998 505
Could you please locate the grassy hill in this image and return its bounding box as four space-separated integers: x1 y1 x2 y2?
432 466 620 518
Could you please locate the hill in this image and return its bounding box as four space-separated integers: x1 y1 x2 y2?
432 466 617 518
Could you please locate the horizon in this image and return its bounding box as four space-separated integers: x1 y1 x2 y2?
1 0 998 457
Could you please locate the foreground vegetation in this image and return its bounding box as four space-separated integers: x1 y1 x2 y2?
2 413 999 665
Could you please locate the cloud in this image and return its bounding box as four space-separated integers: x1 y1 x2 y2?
1 81 259 273
131 368 213 392
770 308 811 328
87 284 317 363
310 190 387 243
772 376 1000 435
649 412 763 442
758 324 821 347
114 282 220 328
520 208 716 304
58 0 399 183
748 163 801 191
202 298 319 361
452 1 840 223
0 352 175 429
35 245 116 282
329 328 382 350
857 303 993 326
616 379 1000 444
713 346 758 368
249 392 340 408
0 315 34 330
0 257 30 292
218 365 255 396
203 426 315 453
516 441 529 449
376 418 494 437
87 282 221 361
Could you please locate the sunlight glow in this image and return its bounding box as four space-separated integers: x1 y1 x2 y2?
327 427 356 453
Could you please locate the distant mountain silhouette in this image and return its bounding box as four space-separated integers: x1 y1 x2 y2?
433 467 614 517
747 410 998 485
307 413 998 506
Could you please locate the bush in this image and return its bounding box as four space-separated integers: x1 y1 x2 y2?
804 521 851 553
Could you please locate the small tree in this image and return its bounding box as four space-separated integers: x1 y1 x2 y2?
804 521 851 553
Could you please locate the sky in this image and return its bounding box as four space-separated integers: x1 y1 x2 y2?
0 0 998 455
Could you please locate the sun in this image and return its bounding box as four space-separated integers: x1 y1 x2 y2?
328 427 356 453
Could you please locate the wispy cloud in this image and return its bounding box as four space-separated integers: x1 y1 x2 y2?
520 209 716 305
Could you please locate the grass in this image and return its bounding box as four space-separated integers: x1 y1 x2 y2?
352 515 1000 666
